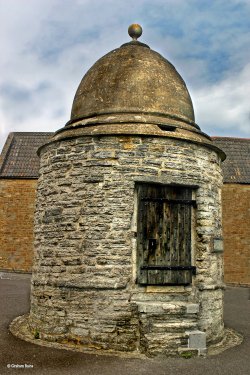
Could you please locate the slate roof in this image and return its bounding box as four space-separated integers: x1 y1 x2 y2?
212 137 250 184
0 132 249 183
0 132 53 178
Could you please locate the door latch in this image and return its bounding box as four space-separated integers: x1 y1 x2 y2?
148 238 157 252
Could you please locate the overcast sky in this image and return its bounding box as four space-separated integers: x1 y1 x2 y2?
0 0 250 152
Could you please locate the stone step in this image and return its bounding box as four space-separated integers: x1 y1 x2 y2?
142 332 188 356
136 300 200 356
136 301 199 316
150 320 198 333
141 328 207 357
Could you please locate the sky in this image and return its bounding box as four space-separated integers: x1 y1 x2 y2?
0 0 250 152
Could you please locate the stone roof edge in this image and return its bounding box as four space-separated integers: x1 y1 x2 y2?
38 130 226 161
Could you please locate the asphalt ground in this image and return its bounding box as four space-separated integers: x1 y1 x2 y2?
0 272 249 375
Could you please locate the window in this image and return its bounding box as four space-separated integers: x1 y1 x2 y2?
137 183 196 285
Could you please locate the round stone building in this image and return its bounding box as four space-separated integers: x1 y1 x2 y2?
13 25 226 356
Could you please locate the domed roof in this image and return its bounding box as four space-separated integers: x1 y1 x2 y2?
51 26 225 160
70 41 195 126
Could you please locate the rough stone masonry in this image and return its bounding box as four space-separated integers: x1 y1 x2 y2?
27 135 224 356
11 25 226 357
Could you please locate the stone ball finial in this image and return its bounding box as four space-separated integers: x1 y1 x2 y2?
128 24 142 40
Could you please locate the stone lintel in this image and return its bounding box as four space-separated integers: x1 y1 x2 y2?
146 285 187 293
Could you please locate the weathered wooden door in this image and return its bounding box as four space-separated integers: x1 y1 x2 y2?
137 184 196 285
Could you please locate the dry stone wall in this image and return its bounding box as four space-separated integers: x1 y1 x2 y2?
29 135 224 356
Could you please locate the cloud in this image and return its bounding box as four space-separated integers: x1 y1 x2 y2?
193 62 250 136
0 0 250 152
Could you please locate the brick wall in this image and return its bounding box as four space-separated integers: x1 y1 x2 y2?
0 179 37 272
222 184 250 286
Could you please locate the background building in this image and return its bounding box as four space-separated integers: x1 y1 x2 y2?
212 137 250 286
0 132 249 286
0 132 52 272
